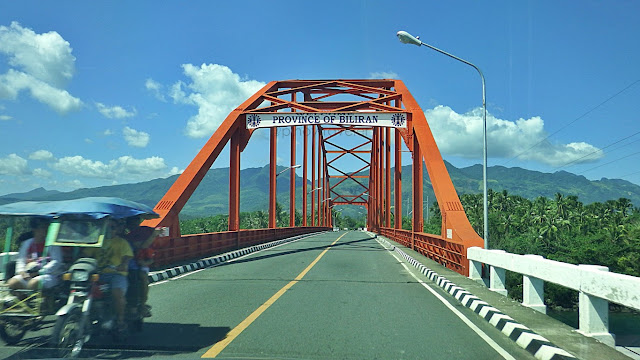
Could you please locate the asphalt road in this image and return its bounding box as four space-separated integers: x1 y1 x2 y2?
0 231 535 359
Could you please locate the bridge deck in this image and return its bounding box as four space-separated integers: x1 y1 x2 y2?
0 231 631 359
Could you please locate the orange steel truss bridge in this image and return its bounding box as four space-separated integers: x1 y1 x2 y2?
144 79 484 275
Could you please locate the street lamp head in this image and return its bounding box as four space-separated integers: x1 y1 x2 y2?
291 164 301 169
397 31 422 46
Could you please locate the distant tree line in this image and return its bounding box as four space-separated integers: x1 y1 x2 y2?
180 202 367 235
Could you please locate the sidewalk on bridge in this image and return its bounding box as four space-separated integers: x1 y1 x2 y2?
381 236 633 360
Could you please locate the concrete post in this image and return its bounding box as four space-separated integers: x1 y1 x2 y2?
469 259 483 282
490 266 508 296
522 255 546 314
488 250 508 296
578 264 615 347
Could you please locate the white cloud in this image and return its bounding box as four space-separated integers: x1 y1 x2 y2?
51 155 170 180
369 71 399 79
169 63 265 138
0 22 82 113
0 115 11 121
0 154 29 175
52 156 113 178
123 126 150 147
145 78 165 101
425 105 604 167
65 179 84 189
0 22 74 86
29 150 55 161
103 129 114 136
115 156 166 174
32 168 51 178
0 69 82 113
96 102 136 119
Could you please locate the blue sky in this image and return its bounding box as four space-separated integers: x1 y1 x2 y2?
0 1 639 197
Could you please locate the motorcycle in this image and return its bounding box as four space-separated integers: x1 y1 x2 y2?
51 257 146 358
0 197 158 357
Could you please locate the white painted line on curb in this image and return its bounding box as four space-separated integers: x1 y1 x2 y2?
149 231 325 287
382 242 517 360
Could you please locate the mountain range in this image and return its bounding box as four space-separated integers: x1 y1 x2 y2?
2 161 639 220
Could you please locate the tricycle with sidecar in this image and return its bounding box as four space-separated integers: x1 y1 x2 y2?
0 197 158 357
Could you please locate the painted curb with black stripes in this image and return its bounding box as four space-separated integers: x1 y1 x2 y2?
148 231 328 283
374 235 577 360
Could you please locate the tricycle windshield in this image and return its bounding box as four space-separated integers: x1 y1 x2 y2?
51 218 107 248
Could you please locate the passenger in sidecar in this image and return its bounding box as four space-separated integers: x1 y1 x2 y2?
7 218 64 295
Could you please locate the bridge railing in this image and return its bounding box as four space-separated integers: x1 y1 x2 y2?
152 227 329 268
380 227 466 275
468 247 640 347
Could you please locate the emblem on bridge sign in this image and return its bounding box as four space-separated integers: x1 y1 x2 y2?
247 114 261 128
391 113 405 127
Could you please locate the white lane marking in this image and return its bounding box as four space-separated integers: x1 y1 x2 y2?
149 232 325 287
383 246 518 360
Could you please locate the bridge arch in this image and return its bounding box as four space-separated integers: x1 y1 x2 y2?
143 79 484 275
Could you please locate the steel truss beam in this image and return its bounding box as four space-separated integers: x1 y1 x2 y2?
144 79 483 276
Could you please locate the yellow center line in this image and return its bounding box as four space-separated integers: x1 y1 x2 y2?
201 232 348 358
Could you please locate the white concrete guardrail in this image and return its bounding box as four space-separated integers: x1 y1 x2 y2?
468 247 640 347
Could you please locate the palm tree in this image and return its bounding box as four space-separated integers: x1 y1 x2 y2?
616 198 633 217
555 193 568 220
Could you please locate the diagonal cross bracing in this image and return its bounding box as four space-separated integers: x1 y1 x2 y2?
145 79 483 277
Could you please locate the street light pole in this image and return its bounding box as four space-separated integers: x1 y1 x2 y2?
397 30 488 249
276 164 301 177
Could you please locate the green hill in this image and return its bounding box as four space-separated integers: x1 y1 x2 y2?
2 162 639 220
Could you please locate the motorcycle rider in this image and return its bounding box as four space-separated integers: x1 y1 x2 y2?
83 219 133 334
124 217 160 318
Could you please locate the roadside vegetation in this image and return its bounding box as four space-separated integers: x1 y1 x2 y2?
427 190 640 309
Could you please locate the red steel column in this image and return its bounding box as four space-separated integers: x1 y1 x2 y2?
325 159 330 226
412 132 424 233
269 128 277 229
379 128 384 228
322 159 326 227
367 130 373 229
228 130 240 231
311 126 316 226
303 126 308 226
395 129 402 229
290 125 296 227
326 174 330 226
317 128 321 225
385 128 391 228
371 129 378 231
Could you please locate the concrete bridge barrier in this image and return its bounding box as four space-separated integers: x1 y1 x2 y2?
468 247 640 347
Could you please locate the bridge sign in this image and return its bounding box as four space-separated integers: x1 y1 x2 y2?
246 112 407 129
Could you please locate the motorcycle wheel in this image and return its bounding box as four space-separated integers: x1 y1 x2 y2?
0 319 27 345
51 308 85 358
